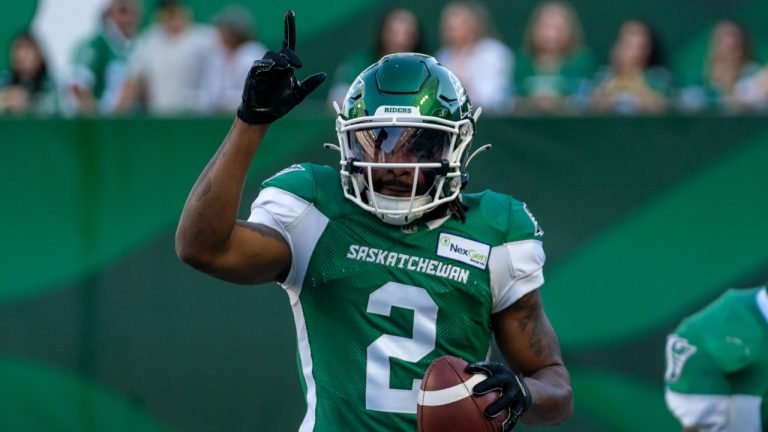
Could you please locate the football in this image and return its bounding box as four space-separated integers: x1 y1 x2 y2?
417 356 507 432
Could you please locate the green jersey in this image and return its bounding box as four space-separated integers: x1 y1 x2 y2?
665 286 768 431
71 21 132 112
248 163 545 431
514 49 595 103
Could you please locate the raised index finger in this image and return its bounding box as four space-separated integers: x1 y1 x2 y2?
283 10 296 51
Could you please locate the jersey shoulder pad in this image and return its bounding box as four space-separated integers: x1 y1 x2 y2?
260 163 345 216
261 163 317 202
463 190 544 244
676 288 764 373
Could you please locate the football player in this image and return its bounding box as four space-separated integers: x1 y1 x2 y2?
176 10 572 431
665 284 768 432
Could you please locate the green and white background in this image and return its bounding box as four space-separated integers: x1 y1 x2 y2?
2 1 768 431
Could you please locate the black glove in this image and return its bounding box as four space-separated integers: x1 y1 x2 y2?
237 10 326 124
466 361 532 432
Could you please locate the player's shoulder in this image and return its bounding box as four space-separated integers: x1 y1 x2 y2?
674 287 766 372
678 287 763 332
260 163 329 198
260 163 346 216
461 190 544 245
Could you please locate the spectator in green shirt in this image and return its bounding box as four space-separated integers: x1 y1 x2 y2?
677 20 760 113
69 0 143 114
515 1 595 114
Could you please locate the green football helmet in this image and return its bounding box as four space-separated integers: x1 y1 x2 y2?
334 53 483 225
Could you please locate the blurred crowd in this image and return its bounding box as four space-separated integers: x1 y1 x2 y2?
0 0 265 117
4 0 768 117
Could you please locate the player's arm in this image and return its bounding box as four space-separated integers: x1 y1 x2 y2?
175 10 325 284
176 121 291 284
466 290 572 430
491 290 573 425
663 322 759 432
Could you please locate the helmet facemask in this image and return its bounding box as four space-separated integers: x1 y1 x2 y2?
336 110 474 225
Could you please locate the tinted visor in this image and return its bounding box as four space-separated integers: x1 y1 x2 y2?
351 127 452 164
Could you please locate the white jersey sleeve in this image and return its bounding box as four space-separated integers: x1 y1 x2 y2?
247 187 329 298
487 239 545 313
665 389 762 432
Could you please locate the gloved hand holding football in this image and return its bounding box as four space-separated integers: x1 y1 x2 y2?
466 361 532 431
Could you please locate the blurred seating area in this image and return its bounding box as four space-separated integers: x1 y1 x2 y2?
3 0 768 117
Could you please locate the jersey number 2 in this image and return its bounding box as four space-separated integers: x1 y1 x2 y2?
365 282 438 414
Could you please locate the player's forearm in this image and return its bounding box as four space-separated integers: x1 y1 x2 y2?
175 119 268 266
522 364 573 425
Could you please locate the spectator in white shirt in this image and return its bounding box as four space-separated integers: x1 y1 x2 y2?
199 5 266 113
115 0 214 115
435 1 514 114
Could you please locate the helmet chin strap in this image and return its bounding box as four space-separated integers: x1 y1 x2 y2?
367 191 432 225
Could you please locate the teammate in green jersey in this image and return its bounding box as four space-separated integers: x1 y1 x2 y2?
176 10 572 431
665 285 768 431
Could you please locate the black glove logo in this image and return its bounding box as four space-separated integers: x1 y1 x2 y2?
237 10 326 124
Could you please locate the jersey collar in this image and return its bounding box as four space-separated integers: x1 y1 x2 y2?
398 214 450 234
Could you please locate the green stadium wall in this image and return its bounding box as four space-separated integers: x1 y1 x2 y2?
1 114 767 431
